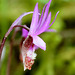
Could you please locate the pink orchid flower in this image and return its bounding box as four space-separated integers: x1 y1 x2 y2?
15 0 59 71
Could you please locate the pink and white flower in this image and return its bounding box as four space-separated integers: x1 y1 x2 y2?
13 0 59 71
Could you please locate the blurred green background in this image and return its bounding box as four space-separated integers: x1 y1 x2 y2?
0 0 75 75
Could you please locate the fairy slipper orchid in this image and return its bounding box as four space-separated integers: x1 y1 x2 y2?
19 0 59 71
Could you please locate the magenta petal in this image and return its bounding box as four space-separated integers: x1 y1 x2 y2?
29 3 39 35
38 4 47 27
35 12 51 35
22 28 28 38
40 0 52 26
45 29 56 32
33 36 46 51
42 12 51 32
11 12 33 27
38 4 47 25
34 4 47 35
49 11 59 27
35 4 47 33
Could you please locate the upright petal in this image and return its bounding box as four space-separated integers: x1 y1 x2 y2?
49 11 59 27
38 4 47 25
33 36 46 51
35 4 47 33
29 3 39 35
40 0 52 27
34 0 52 35
35 12 51 35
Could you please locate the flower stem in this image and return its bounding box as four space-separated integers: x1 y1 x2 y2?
0 25 29 60
0 37 6 59
6 27 20 75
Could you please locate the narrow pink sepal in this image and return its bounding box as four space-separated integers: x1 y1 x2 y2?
35 4 47 33
11 12 33 27
29 3 39 35
49 11 59 27
45 29 56 32
35 12 51 35
40 0 51 26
